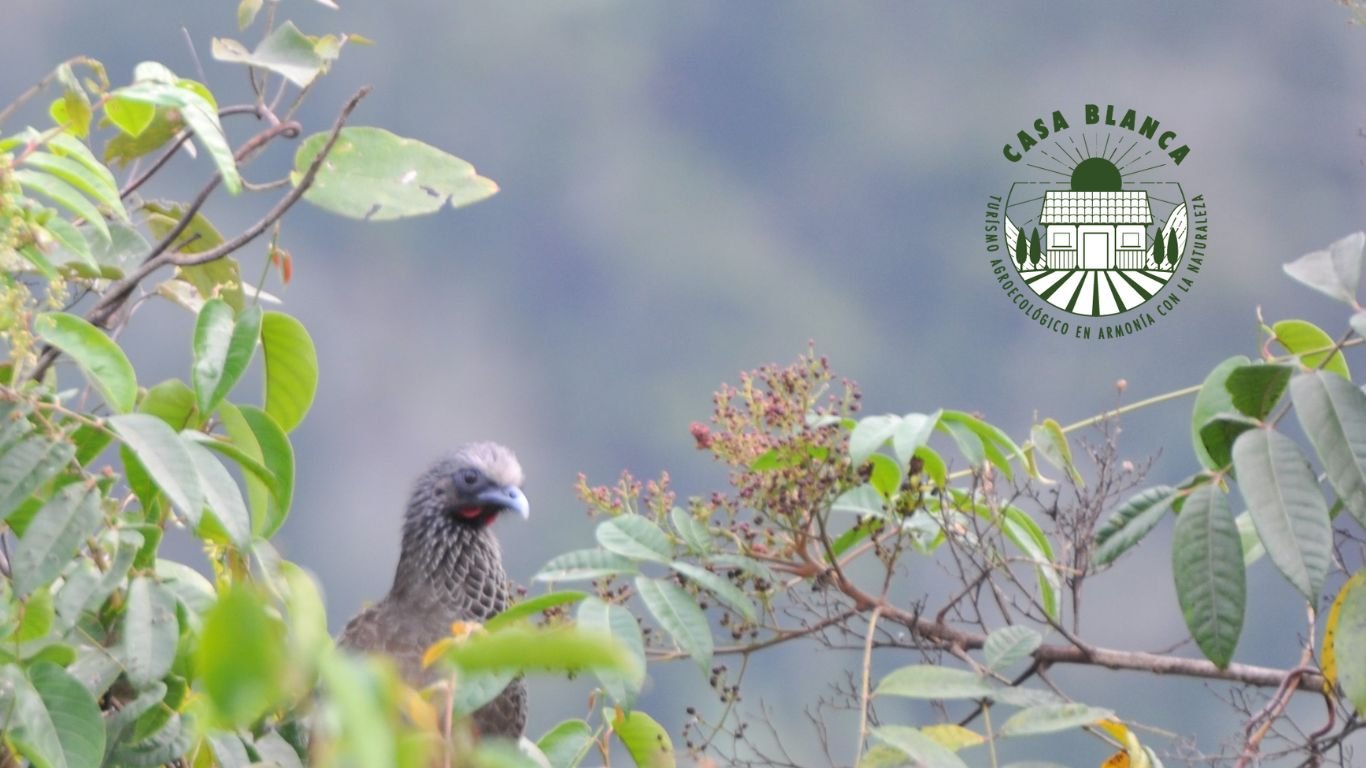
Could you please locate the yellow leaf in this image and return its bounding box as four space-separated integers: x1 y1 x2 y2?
421 637 455 669
449 620 483 640
1096 719 1149 768
1323 570 1366 696
1097 719 1129 744
921 723 985 751
1101 750 1130 768
401 687 439 732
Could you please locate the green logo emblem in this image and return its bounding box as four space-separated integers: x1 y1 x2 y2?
984 105 1208 340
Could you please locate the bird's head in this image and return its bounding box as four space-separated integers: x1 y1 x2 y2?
407 443 529 530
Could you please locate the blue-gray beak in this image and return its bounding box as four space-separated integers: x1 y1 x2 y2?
477 485 529 520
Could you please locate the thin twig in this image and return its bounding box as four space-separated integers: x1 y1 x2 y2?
29 87 368 382
173 86 369 266
119 132 193 199
854 605 883 767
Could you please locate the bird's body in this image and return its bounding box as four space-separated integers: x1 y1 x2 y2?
338 443 530 740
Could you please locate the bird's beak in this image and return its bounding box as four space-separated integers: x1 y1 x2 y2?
477 485 529 520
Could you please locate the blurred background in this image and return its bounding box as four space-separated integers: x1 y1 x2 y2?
6 1 1366 763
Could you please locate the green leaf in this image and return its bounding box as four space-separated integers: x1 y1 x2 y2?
868 454 902 499
1029 417 1081 484
237 406 294 538
916 445 947 488
13 169 109 241
113 74 241 194
20 151 126 221
279 562 329 668
192 300 262 417
537 719 594 768
1191 356 1251 470
870 726 969 768
534 549 639 582
858 744 917 768
443 626 638 681
998 703 1114 737
1283 232 1363 305
104 95 156 137
108 414 203 517
293 126 498 220
197 585 285 726
103 107 183 168
0 437 75 523
983 625 1042 672
11 483 102 598
1330 572 1366 715
253 730 304 768
874 665 995 700
450 667 517 718
1290 371 1366 531
185 441 251 547
831 483 886 518
16 588 54 644
260 312 318 433
576 596 645 706
39 218 94 271
1235 510 1265 567
211 22 326 87
141 378 197 430
1171 484 1245 668
669 507 711 554
612 709 675 768
0 664 64 768
214 403 288 536
1225 364 1294 420
123 576 179 688
1001 507 1061 621
483 590 588 633
28 661 104 768
208 733 253 768
635 576 712 671
1232 428 1333 601
596 515 671 563
317 654 398 768
33 312 136 413
667 560 757 623
940 410 1024 480
16 243 59 279
237 0 263 29
1094 485 1178 566
892 411 940 467
1198 414 1260 470
1273 319 1349 379
850 414 901 466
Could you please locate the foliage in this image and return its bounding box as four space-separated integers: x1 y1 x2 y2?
0 7 561 768
1 6 1364 768
523 234 1366 766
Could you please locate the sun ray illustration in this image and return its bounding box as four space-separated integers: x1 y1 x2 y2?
1039 149 1077 174
1048 142 1080 171
1112 141 1139 168
1025 164 1071 178
1101 133 1111 159
1122 162 1167 177
1083 133 1091 157
1066 136 1085 164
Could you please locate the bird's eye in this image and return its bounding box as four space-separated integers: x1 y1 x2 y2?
460 470 481 487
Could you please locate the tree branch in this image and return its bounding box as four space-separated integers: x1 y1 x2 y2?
28 87 370 382
172 86 370 267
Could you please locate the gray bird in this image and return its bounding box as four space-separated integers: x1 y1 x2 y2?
338 443 530 741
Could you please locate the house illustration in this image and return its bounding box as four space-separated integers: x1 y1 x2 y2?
1038 157 1153 271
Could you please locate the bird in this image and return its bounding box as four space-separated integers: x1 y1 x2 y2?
338 442 530 741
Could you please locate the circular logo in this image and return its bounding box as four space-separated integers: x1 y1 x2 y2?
984 105 1208 340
